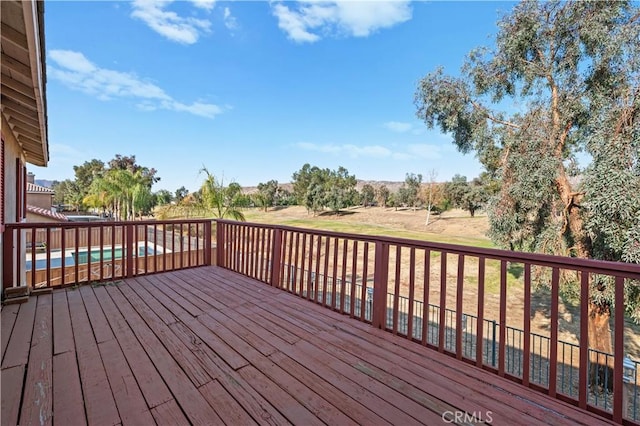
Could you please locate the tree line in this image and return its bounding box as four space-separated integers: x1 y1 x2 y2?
54 155 494 221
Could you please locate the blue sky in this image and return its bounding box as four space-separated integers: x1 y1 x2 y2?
32 1 515 193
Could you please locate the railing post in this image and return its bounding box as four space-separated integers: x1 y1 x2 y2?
270 228 283 288
204 220 212 266
126 223 134 278
3 228 15 292
216 221 224 268
372 241 389 329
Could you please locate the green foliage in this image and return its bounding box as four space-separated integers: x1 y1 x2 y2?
401 173 423 210
175 186 188 203
360 184 375 207
154 189 173 205
292 164 357 214
444 174 492 217
414 0 639 318
198 168 246 221
256 180 280 211
375 185 390 208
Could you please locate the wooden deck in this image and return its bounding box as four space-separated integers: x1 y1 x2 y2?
1 266 614 425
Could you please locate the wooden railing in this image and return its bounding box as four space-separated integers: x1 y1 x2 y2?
215 219 640 424
3 219 214 290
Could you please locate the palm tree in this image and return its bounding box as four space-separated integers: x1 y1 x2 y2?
199 167 246 221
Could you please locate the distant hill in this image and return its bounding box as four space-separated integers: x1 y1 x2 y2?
242 180 405 194
35 179 55 188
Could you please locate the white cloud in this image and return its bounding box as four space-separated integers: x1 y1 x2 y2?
271 0 412 43
223 6 238 30
191 0 216 11
131 0 212 44
383 121 412 133
295 141 443 160
48 49 224 119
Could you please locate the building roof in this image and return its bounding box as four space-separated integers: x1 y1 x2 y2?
26 182 54 194
26 204 68 221
1 0 49 166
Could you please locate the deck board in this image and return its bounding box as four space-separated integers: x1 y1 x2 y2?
52 290 74 355
20 295 53 425
104 284 223 425
2 266 617 425
1 296 37 369
1 304 20 361
67 287 121 426
92 285 173 409
52 351 86 426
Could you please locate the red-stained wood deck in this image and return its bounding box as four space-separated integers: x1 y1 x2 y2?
1 266 614 425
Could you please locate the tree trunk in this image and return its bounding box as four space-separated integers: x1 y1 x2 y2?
556 172 613 387
588 302 614 391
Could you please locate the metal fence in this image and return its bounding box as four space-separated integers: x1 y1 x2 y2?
281 264 640 420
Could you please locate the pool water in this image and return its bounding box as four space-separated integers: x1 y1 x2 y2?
26 246 156 271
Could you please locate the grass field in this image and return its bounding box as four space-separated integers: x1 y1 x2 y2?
242 205 495 248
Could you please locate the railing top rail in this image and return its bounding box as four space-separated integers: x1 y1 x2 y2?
216 219 640 278
5 218 214 230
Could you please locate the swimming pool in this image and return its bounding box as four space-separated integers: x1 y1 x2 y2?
26 245 158 271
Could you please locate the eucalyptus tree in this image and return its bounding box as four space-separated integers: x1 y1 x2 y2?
415 1 639 354
375 184 390 208
360 184 376 208
256 179 280 211
402 173 423 211
325 167 357 214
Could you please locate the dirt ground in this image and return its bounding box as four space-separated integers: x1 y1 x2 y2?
250 205 490 239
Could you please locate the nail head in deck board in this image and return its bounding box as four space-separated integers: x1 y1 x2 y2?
238 365 323 426
20 295 54 426
1 304 20 361
199 379 258 426
151 399 190 426
52 290 75 355
2 297 37 369
98 338 156 426
53 352 86 426
93 285 173 409
1 365 25 426
67 288 121 426
116 285 214 387
104 285 224 425
79 285 115 344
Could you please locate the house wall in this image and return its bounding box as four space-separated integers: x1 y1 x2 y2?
28 192 53 210
2 124 27 288
26 212 62 224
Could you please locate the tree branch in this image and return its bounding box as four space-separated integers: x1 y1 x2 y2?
470 100 521 129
